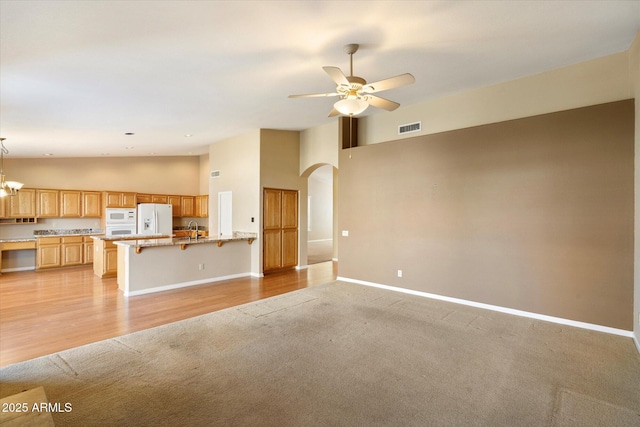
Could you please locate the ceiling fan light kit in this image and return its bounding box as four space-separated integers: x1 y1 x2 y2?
334 98 369 116
289 43 415 117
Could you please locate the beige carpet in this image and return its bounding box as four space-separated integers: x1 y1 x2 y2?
1 281 639 426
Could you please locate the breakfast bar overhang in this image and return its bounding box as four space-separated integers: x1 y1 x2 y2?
116 233 257 296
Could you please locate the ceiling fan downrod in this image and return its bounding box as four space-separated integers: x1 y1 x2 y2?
343 44 359 77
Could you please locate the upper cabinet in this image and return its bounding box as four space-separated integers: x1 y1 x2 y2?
82 191 102 217
37 189 60 218
1 188 205 222
168 195 182 217
195 195 208 218
136 193 153 204
180 196 195 217
103 191 137 208
60 190 82 217
152 194 168 203
8 188 37 218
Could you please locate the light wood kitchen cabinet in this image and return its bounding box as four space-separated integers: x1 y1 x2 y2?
82 191 102 217
61 236 83 266
136 193 153 204
181 196 195 217
103 191 137 208
37 235 95 269
36 189 59 218
0 197 6 218
263 188 298 273
37 237 61 269
195 195 208 218
122 193 137 207
83 236 94 264
168 195 182 217
93 239 118 277
8 188 36 218
60 190 82 217
152 194 168 203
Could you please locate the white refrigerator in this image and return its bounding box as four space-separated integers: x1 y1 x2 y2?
137 203 173 236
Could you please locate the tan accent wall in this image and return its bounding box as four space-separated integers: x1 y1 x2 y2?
300 121 339 175
260 129 306 269
4 156 200 194
338 100 634 330
631 30 640 344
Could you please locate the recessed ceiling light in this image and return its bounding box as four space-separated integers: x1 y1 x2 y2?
184 134 193 137
101 153 110 156
124 146 135 150
125 132 135 136
42 153 53 156
148 152 156 155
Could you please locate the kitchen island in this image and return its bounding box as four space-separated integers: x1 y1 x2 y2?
115 232 257 296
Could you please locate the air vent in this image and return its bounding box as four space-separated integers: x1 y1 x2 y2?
398 121 421 135
210 170 220 178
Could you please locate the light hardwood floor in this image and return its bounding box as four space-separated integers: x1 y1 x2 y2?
0 262 336 367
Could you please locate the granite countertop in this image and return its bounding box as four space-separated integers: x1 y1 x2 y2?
114 232 257 249
91 234 170 241
0 237 37 243
34 229 104 236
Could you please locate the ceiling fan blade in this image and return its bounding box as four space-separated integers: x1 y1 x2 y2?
362 73 415 93
288 92 339 98
328 108 341 117
365 95 400 111
323 66 350 87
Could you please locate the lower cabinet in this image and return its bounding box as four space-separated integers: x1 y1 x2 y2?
37 235 94 270
93 240 118 278
61 236 83 267
83 236 94 264
37 237 62 269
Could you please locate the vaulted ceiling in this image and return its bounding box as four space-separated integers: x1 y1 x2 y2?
1 1 638 158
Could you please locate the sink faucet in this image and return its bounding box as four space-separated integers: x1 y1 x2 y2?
187 220 199 241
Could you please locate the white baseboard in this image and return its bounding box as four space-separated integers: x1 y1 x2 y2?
296 265 309 270
337 276 634 338
124 272 253 297
634 334 640 355
308 238 333 243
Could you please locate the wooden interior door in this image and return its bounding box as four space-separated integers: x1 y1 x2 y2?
263 188 298 273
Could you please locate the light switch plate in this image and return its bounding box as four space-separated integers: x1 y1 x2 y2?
341 230 349 237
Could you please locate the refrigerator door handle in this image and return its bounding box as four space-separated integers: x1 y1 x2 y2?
154 211 158 234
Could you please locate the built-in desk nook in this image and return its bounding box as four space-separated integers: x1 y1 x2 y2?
0 238 36 274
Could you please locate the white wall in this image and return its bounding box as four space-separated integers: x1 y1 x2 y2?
308 165 333 241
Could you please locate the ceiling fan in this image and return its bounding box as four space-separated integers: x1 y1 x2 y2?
289 43 415 117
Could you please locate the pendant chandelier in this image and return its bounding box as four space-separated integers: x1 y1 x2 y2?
0 138 24 197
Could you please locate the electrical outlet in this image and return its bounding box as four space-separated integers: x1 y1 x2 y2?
397 270 403 278
198 263 204 270
342 230 349 237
